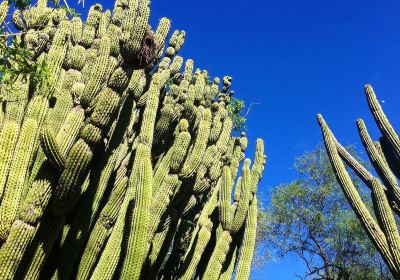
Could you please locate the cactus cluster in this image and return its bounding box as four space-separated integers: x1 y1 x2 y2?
0 0 266 279
318 85 400 279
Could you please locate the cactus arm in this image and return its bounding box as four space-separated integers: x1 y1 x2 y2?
149 174 181 238
56 106 85 156
46 70 76 134
220 245 238 280
154 17 171 59
51 139 93 215
231 159 251 233
0 122 19 202
21 216 65 280
333 137 400 214
357 119 400 204
121 0 150 58
180 108 212 178
169 119 191 172
76 176 128 280
80 5 102 48
220 166 233 230
371 179 400 272
90 196 131 280
146 209 178 277
3 79 29 126
120 78 161 279
365 84 400 160
0 180 51 279
235 196 258 280
120 144 153 280
0 220 36 279
335 138 375 184
40 21 71 98
0 1 8 24
98 10 111 38
41 126 66 171
179 220 213 280
81 36 111 107
121 0 140 41
71 17 83 44
0 117 42 239
202 230 232 279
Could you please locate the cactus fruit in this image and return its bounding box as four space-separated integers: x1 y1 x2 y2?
318 84 400 278
0 1 266 279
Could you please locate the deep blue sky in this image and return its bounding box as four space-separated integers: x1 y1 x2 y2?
70 0 400 278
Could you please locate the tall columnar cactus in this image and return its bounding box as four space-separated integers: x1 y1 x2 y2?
318 85 400 279
0 1 266 279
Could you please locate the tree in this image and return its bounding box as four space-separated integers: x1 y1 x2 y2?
256 144 393 280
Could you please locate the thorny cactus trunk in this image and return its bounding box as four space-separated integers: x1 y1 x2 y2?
318 85 400 279
0 1 266 279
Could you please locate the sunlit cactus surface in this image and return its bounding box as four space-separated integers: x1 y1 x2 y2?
0 0 266 279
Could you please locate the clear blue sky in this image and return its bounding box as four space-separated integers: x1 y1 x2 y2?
71 0 400 278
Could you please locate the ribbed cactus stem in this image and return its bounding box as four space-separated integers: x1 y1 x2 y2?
371 179 400 272
0 180 51 279
154 17 171 54
220 166 233 230
77 176 128 280
0 122 18 203
122 0 150 57
0 116 41 238
335 139 375 184
0 1 9 24
56 106 85 156
365 84 400 159
185 181 221 256
179 220 213 280
90 196 130 280
169 119 191 172
71 17 83 44
41 125 66 171
0 220 36 280
180 108 212 178
231 159 252 233
22 216 65 280
220 245 238 280
40 21 71 97
235 196 258 280
81 36 111 107
51 139 93 215
146 209 178 276
120 143 153 280
121 0 140 40
203 230 232 279
357 119 400 202
149 174 181 237
121 76 161 278
251 139 266 193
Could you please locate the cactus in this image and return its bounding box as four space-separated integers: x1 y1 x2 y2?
0 1 266 279
318 84 400 278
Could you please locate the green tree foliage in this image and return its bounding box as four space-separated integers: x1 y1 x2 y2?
0 0 80 95
227 97 246 131
257 144 393 280
0 36 48 91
